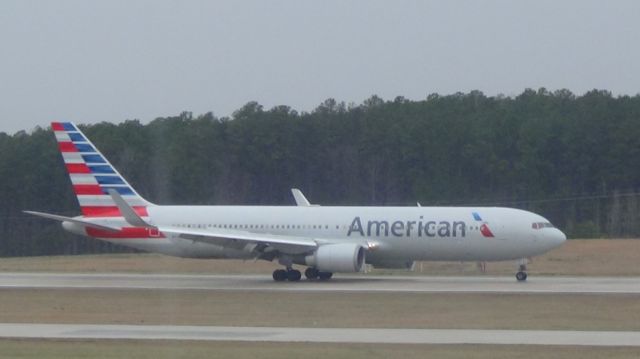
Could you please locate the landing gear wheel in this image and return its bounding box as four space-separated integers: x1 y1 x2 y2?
318 271 333 280
272 269 287 282
516 271 528 282
287 269 302 282
305 267 319 280
515 259 528 282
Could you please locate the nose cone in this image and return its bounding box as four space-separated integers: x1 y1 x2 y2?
548 228 567 249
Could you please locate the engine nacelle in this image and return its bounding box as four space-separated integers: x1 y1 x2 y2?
305 243 365 273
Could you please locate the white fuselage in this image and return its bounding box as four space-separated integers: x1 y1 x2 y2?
74 205 566 266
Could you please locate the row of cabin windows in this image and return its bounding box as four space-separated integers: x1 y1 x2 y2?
173 223 344 230
173 223 486 231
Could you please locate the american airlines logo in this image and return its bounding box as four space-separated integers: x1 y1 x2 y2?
473 211 495 238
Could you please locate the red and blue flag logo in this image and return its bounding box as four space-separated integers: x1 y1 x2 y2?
472 212 495 238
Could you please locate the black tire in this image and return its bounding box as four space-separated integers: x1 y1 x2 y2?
516 271 528 282
305 267 319 280
318 271 333 280
273 269 287 282
287 269 302 282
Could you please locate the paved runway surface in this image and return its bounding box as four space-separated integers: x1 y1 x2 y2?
0 323 638 346
0 272 639 293
2 274 639 346
0 273 640 293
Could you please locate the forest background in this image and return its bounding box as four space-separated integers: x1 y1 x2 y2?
1 88 639 256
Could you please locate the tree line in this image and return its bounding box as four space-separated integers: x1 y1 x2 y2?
1 88 639 256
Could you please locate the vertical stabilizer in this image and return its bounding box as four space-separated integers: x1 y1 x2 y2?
51 122 152 217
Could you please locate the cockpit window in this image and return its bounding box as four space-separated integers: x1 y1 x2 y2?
532 222 554 229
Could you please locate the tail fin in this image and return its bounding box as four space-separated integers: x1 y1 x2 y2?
52 122 153 217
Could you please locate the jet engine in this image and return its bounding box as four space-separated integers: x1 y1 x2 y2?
305 243 365 272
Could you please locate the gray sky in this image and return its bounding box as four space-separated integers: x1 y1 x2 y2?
1 0 639 134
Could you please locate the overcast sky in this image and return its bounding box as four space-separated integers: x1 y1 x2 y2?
1 0 639 133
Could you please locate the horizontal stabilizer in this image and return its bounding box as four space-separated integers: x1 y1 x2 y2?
23 210 121 232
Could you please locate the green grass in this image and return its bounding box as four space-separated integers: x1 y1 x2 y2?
1 289 639 331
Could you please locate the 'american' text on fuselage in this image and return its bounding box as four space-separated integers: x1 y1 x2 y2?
347 216 466 238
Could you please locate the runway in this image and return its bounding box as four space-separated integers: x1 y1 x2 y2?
2 274 639 346
0 323 638 346
0 272 638 293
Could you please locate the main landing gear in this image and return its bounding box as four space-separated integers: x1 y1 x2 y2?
273 258 302 282
516 258 528 282
272 258 333 282
304 267 333 281
272 268 301 282
271 267 333 282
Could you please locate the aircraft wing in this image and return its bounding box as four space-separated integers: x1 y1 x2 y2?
291 188 311 206
108 189 319 255
291 188 320 206
157 226 320 255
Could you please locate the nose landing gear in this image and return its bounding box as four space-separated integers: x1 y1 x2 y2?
515 258 528 282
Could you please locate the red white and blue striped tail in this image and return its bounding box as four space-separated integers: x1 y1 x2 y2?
52 122 153 217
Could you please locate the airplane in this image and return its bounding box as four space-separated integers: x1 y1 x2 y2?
25 122 566 282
